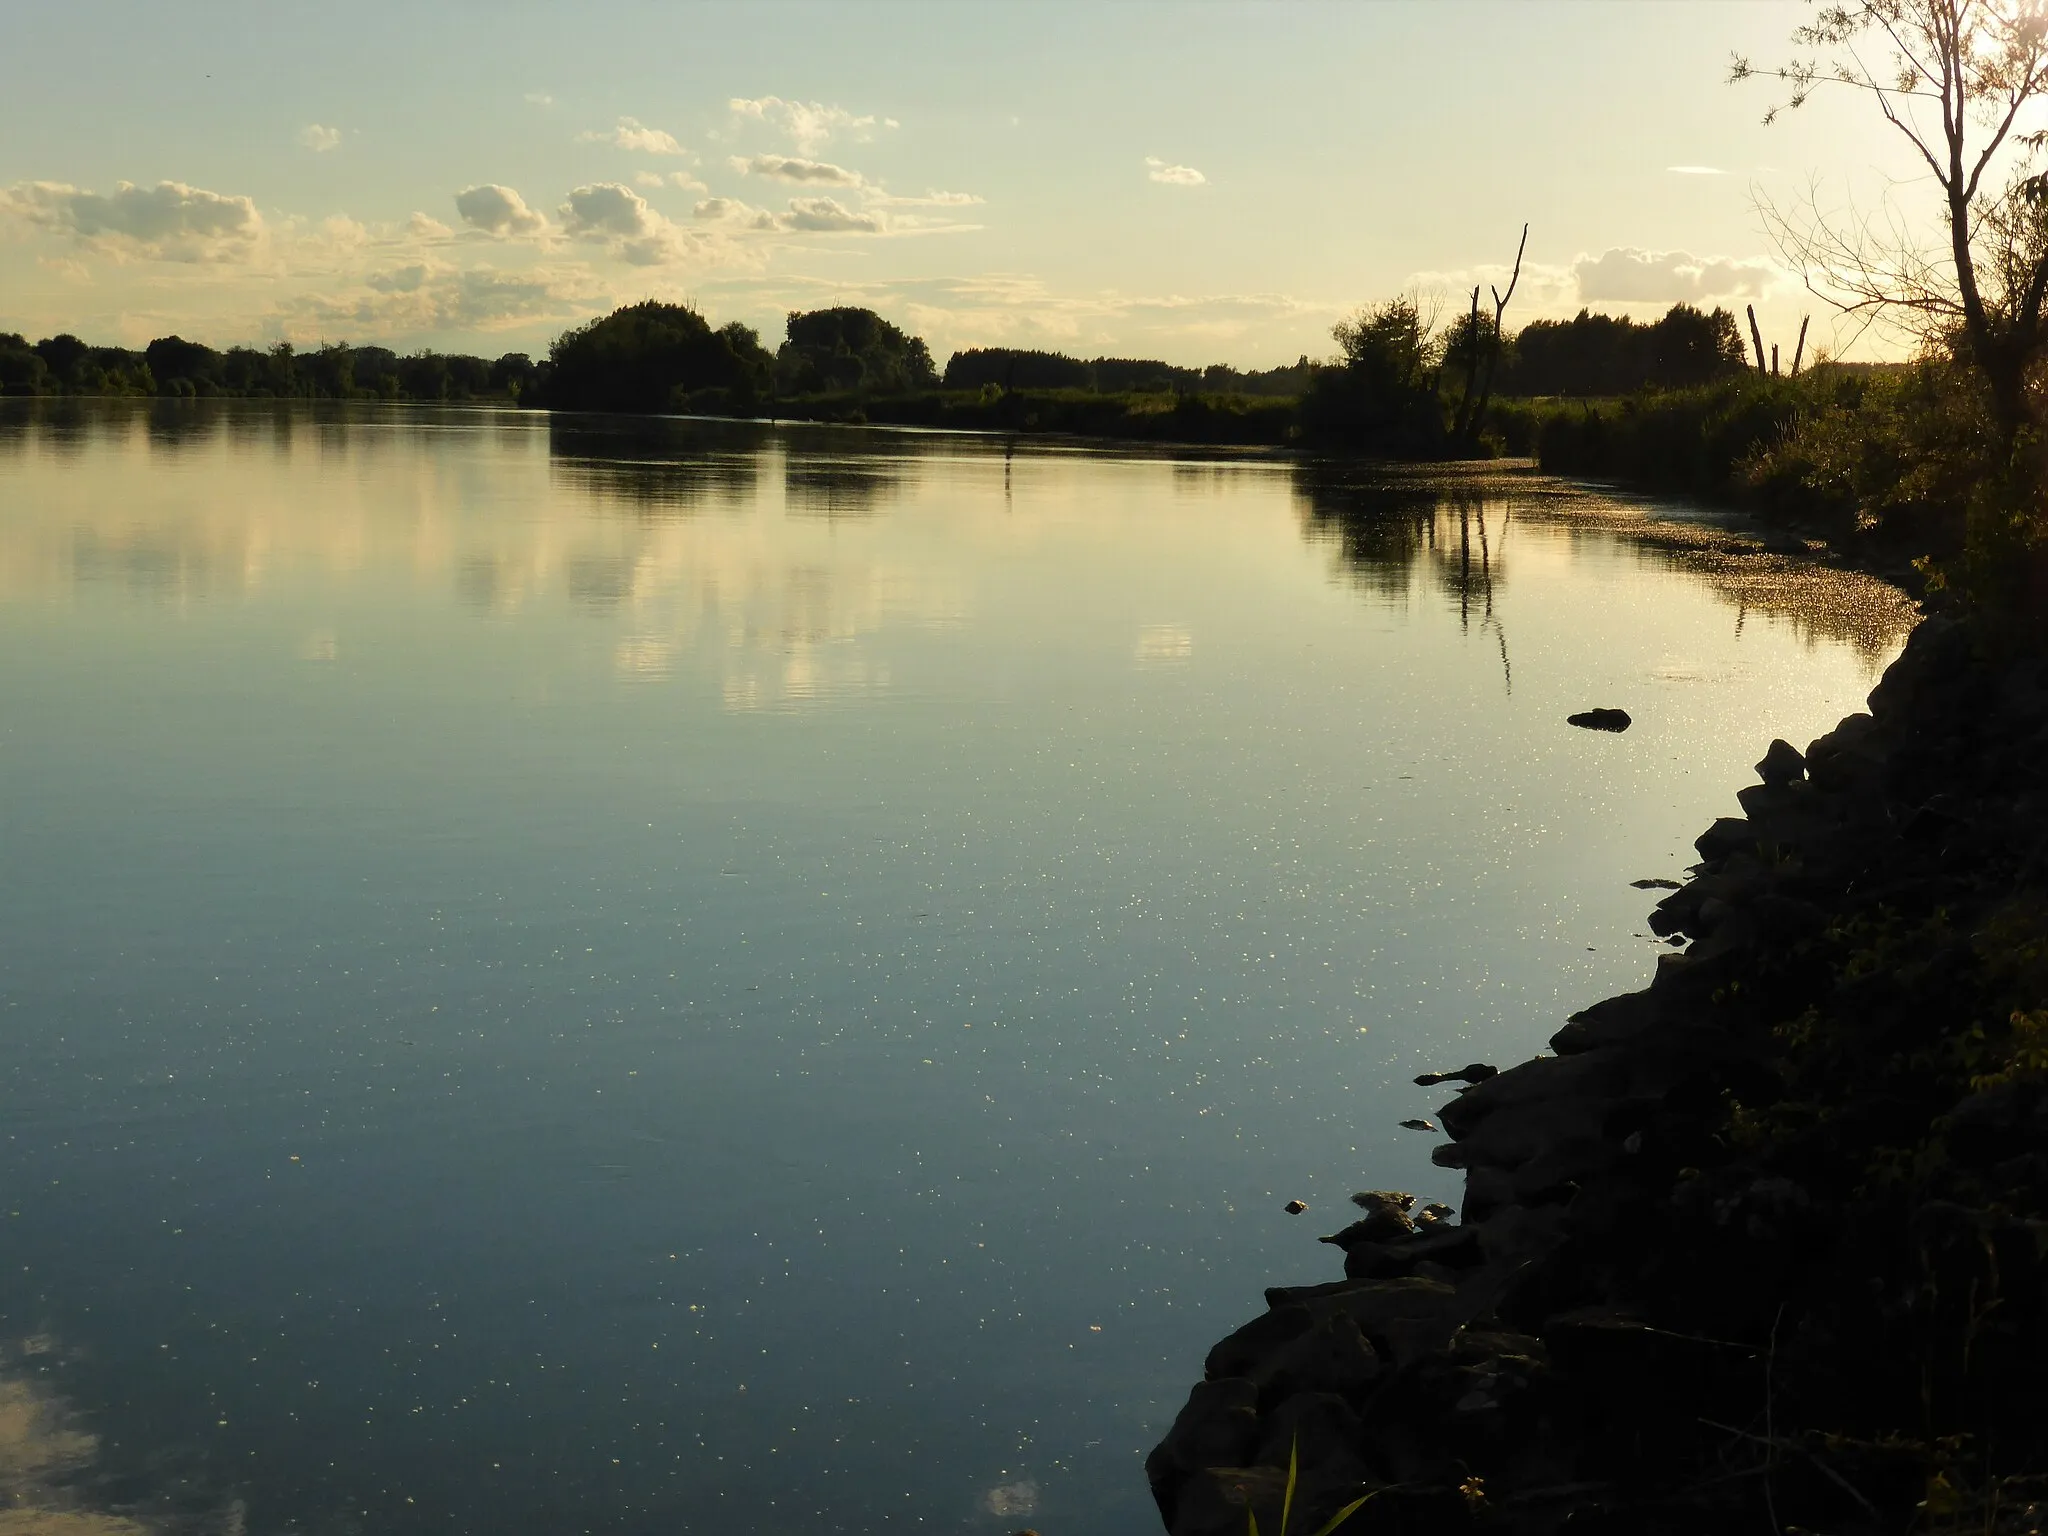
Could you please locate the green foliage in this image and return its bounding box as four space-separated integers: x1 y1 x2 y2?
1501 304 1749 395
939 347 1310 397
1245 1436 1377 1536
776 307 935 395
538 301 772 414
1298 299 1447 455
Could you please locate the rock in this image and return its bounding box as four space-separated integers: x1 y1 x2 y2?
1283 1199 1308 1215
1630 877 1683 889
1398 1118 1438 1132
1567 707 1633 732
1755 737 1806 785
1151 1377 1260 1475
1413 1062 1498 1087
1549 991 1661 1055
1694 816 1758 862
1336 1191 1416 1243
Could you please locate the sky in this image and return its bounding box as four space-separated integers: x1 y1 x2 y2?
0 1 1974 369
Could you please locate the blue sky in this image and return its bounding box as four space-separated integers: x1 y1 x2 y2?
0 1 1949 366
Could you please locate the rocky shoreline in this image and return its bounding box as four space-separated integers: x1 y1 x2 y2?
1148 613 2048 1535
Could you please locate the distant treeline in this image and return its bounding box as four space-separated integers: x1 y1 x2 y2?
1497 305 1749 396
0 331 537 401
940 349 1312 397
3 298 1766 456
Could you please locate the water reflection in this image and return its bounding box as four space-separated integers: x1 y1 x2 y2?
1292 458 1913 662
0 397 1926 1536
783 449 910 519
0 1340 241 1536
548 415 763 516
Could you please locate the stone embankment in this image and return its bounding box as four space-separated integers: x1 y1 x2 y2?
1148 614 2048 1535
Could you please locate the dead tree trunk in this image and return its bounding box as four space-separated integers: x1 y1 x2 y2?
1471 223 1528 442
1746 305 1769 375
1454 222 1528 449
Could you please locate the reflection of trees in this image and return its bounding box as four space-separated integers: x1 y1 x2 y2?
1293 462 1514 691
782 448 911 520
0 400 29 458
1295 459 1916 669
548 415 766 517
1292 461 1450 601
146 397 224 453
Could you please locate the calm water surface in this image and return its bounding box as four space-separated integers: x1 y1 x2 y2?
0 402 1912 1534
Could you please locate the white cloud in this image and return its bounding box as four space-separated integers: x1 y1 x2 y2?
693 196 781 231
874 189 984 207
455 184 548 237
524 91 554 108
783 196 883 233
1667 165 1727 176
277 260 597 339
690 193 887 236
579 117 688 155
561 182 656 238
407 211 454 239
299 124 343 153
0 178 262 262
1145 157 1206 186
1573 246 1780 302
728 96 891 152
732 154 864 187
636 170 708 192
560 182 701 265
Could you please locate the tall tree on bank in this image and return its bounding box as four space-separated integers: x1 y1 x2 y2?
1734 1 2048 457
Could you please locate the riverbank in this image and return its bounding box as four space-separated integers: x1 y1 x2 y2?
1148 609 2048 1534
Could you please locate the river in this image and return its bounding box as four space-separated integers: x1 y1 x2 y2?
0 400 1912 1535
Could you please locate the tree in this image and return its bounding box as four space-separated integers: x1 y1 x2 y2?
1735 1 2048 453
776 307 937 395
1300 296 1449 454
538 301 773 413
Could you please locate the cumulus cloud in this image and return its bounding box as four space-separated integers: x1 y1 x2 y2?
559 182 699 264
689 193 886 235
636 170 708 192
1573 246 1779 302
1145 157 1206 186
783 196 883 233
732 154 864 186
299 124 342 153
580 117 687 155
407 211 454 239
455 184 548 237
0 179 262 262
278 260 594 339
729 96 893 152
693 196 781 231
561 182 657 238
